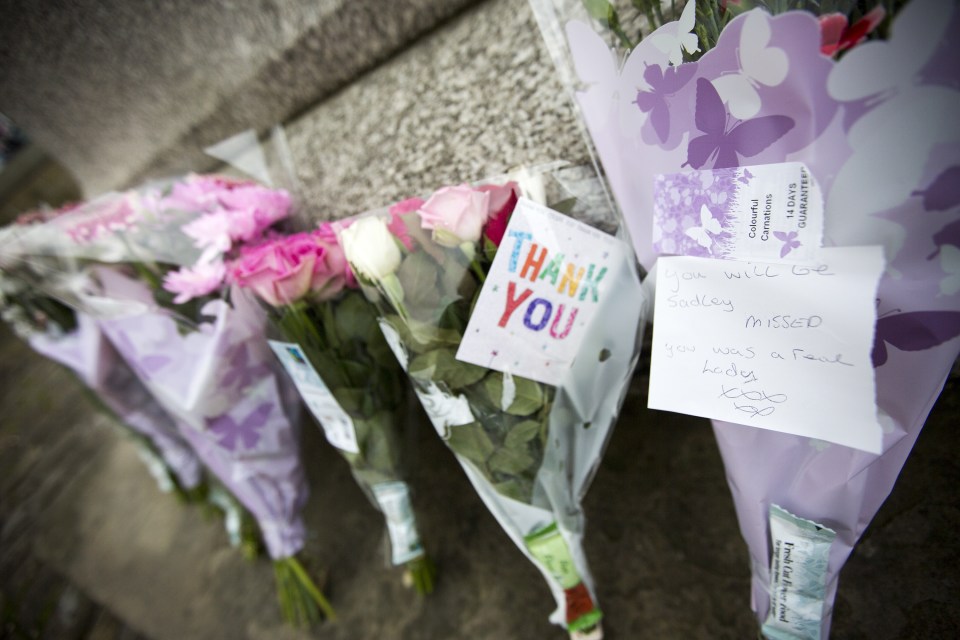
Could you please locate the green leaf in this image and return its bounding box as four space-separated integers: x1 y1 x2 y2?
445 422 495 467
439 259 470 301
398 251 441 310
331 387 365 414
356 413 401 476
549 197 578 216
482 235 499 263
333 290 379 344
385 315 461 354
488 446 536 475
492 478 533 503
408 349 486 390
483 374 545 416
505 419 544 449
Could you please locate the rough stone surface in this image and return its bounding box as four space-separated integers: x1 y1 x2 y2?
2 317 958 639
1 0 959 637
0 0 479 196
280 0 589 222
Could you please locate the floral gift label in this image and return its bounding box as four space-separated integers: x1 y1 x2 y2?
269 340 359 454
653 162 823 263
455 197 630 386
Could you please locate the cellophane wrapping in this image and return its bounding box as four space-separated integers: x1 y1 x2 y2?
531 1 959 636
337 163 647 637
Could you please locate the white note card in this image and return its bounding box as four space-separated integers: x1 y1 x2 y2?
269 340 359 454
456 197 629 386
648 246 885 453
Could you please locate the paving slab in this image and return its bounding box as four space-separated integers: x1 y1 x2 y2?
2 318 958 639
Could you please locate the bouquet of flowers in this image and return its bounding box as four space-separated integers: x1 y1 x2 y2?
2 175 334 625
0 208 203 500
228 223 435 594
337 164 647 638
533 0 959 637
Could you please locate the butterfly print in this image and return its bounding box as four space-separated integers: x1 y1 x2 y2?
647 0 699 67
634 63 696 143
871 310 960 367
711 11 788 120
207 402 273 452
928 218 960 260
685 204 723 250
685 78 795 170
220 343 270 390
772 230 801 258
913 165 960 212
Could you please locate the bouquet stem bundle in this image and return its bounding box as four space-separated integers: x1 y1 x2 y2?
229 226 434 594
339 170 646 636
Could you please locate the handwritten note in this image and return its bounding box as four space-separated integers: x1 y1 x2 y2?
456 197 629 386
648 247 885 453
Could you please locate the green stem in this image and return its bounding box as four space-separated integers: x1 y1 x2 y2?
406 554 437 595
469 259 487 285
287 556 337 621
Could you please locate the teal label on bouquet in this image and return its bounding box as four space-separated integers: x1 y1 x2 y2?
653 162 824 263
372 481 424 565
268 340 359 454
762 505 836 640
456 197 629 386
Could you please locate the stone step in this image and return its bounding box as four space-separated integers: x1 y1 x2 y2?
0 0 481 197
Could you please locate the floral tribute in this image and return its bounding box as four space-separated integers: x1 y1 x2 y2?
228 222 436 595
0 209 203 501
535 0 960 637
337 168 646 639
1 175 333 625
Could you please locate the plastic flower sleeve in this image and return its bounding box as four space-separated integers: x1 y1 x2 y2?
227 226 435 593
28 312 203 494
0 172 332 625
533 1 960 637
91 267 333 623
338 163 647 638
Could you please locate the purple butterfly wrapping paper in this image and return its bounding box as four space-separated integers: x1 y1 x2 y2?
28 312 203 492
94 267 308 559
549 0 960 636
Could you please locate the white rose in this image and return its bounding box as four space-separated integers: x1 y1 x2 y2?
340 216 402 281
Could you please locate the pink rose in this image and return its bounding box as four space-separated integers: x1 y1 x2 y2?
229 230 349 306
161 175 240 212
418 185 490 247
314 223 356 291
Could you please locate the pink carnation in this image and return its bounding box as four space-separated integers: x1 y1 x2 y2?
182 211 234 252
162 262 227 304
65 195 137 244
170 175 293 254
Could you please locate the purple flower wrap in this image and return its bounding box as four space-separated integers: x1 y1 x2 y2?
554 0 960 635
29 313 202 491
95 267 308 559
